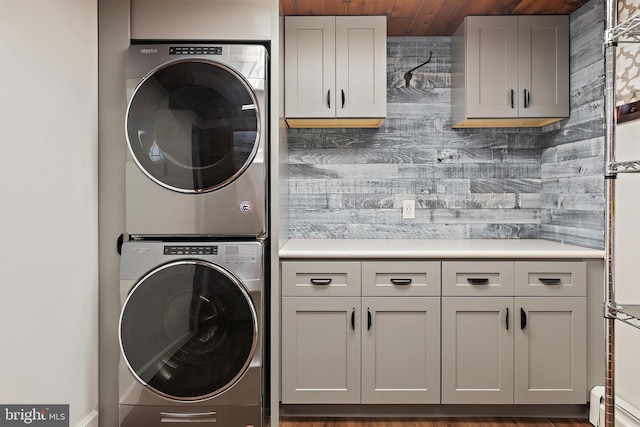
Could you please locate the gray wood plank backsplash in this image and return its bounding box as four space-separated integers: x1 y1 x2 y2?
287 0 605 249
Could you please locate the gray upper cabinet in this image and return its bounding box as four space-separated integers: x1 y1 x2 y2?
452 15 569 128
284 16 387 128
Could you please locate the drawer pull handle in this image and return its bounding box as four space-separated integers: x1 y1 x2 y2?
539 278 561 285
310 278 332 285
521 308 527 330
390 278 412 285
467 278 489 285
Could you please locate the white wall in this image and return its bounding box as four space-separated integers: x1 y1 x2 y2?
611 119 640 417
0 1 99 426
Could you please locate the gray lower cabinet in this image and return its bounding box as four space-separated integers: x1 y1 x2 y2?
441 261 587 404
281 296 361 404
361 297 440 404
281 260 441 404
441 297 514 404
514 297 586 404
281 259 588 406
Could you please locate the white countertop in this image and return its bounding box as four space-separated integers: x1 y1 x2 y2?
279 239 605 259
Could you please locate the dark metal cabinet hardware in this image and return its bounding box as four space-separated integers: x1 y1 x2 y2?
467 277 489 285
310 278 332 285
390 278 412 285
506 307 510 330
539 278 562 285
520 308 527 329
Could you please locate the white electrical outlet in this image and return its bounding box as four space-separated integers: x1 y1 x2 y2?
402 199 415 219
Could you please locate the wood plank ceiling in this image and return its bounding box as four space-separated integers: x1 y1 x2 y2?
279 0 592 36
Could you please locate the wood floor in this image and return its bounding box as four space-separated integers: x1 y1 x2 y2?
279 417 592 427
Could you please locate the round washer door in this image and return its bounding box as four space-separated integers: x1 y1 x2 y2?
126 59 261 193
119 260 257 401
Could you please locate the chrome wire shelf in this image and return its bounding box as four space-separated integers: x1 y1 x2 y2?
606 303 640 330
608 160 640 174
606 11 640 43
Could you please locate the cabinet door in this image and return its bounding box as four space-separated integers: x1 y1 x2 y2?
514 297 587 404
517 16 569 118
335 16 386 118
284 16 336 118
442 297 514 404
465 16 519 119
361 297 440 404
281 297 360 404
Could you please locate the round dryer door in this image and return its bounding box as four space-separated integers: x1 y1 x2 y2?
126 59 261 193
119 260 257 401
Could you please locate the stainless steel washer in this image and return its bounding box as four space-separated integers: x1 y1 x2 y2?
125 44 268 238
118 240 264 426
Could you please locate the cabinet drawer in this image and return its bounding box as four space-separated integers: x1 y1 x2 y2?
442 261 514 296
281 261 361 296
362 261 441 296
515 261 586 297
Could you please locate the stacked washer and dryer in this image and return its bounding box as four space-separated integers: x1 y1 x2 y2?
118 43 269 427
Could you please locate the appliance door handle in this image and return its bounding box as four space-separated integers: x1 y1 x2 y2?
390 278 412 285
467 278 489 285
520 308 527 330
539 277 562 285
310 278 332 285
160 412 216 423
327 90 331 109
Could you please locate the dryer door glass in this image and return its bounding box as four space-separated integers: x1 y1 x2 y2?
126 60 260 193
119 260 257 401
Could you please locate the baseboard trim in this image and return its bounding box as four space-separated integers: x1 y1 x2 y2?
281 404 589 418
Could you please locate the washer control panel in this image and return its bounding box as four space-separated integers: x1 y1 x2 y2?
163 245 218 255
169 46 222 55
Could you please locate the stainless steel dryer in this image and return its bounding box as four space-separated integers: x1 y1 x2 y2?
125 44 268 237
118 240 264 427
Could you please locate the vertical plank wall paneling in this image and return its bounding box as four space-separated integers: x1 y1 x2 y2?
288 0 605 249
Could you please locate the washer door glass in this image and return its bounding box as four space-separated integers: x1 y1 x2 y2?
126 59 260 193
119 260 257 401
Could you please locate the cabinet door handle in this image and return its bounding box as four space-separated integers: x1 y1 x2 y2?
520 308 527 330
367 308 372 330
539 277 561 285
467 277 489 285
524 89 530 108
327 90 331 109
351 308 355 330
341 89 345 108
310 278 332 285
510 89 514 109
506 307 509 330
390 278 412 285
